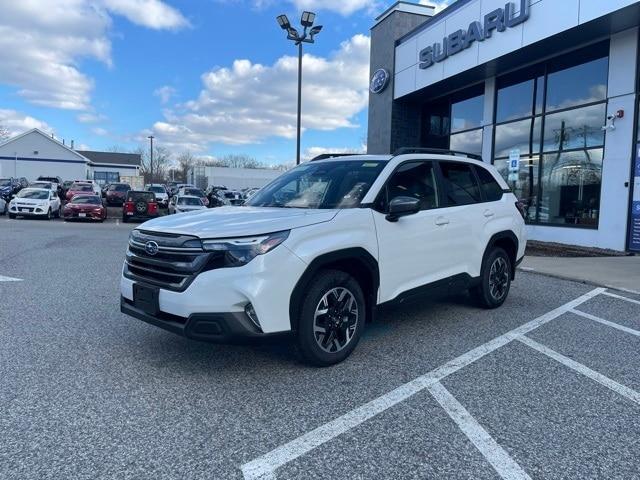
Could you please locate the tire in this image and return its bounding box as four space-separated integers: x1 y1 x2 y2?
9 213 15 219
296 269 366 367
46 208 52 220
122 215 128 223
470 247 512 309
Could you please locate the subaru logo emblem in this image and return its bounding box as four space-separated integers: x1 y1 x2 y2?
145 241 159 256
369 68 390 94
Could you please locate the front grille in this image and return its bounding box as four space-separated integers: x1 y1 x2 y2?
124 230 211 292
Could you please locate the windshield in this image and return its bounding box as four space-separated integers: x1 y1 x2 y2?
0 179 11 187
71 196 101 205
247 160 387 209
178 197 202 206
17 189 49 200
184 188 203 196
109 184 130 192
71 184 93 192
31 182 51 188
148 186 165 193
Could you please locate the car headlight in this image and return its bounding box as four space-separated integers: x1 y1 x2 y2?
201 230 290 267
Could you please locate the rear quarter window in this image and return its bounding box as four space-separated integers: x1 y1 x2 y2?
475 166 504 202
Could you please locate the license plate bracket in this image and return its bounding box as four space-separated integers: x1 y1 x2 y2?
133 284 160 316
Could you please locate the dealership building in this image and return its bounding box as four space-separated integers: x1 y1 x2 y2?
368 0 640 252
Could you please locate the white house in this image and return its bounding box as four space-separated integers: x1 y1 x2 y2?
0 129 141 184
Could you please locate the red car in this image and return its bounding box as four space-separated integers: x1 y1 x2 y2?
63 195 107 222
122 191 159 223
106 183 131 206
66 182 95 201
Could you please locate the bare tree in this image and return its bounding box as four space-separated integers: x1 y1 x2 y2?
176 151 196 182
218 154 262 169
137 145 172 183
0 124 10 142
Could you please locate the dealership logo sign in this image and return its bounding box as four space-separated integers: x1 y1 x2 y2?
370 68 390 94
419 0 530 70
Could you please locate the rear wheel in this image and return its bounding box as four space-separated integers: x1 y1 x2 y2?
296 269 366 367
470 247 512 309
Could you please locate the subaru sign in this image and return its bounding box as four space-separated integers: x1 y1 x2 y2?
420 0 530 70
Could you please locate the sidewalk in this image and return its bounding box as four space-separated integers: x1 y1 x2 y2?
520 255 640 294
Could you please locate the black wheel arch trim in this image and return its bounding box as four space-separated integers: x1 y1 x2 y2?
289 248 380 331
483 231 520 279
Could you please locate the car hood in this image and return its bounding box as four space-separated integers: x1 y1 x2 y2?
13 198 48 205
139 206 338 238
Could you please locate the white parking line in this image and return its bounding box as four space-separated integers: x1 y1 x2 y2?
602 291 640 306
240 287 605 480
571 309 640 337
518 336 640 406
428 382 532 480
0 275 22 282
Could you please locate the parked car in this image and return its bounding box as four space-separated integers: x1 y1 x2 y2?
8 188 62 220
66 182 95 201
72 179 101 196
146 184 169 208
220 189 244 206
106 183 131 206
177 187 209 207
29 181 55 192
101 183 111 198
63 195 107 222
61 180 74 199
0 195 6 215
36 176 62 197
167 181 180 196
120 151 527 366
0 177 22 197
243 188 260 200
122 191 159 223
168 195 207 214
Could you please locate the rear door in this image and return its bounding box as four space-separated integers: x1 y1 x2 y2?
436 161 485 278
372 160 453 302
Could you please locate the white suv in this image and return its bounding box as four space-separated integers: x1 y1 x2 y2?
120 151 526 366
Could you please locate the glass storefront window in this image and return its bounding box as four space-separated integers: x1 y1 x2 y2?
451 94 484 133
494 118 541 158
542 104 606 152
494 156 539 222
496 79 534 123
450 128 483 156
545 57 608 112
539 149 603 226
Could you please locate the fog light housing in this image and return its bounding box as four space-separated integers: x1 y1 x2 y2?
245 303 262 331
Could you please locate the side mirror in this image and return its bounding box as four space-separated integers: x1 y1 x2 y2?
386 196 421 222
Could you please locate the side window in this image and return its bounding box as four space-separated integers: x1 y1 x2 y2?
475 166 504 202
439 162 482 206
378 161 439 212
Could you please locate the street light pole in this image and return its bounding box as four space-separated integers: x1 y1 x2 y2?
148 135 154 183
276 12 323 165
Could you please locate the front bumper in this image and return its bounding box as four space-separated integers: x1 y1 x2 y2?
120 297 273 342
64 210 104 220
10 206 49 216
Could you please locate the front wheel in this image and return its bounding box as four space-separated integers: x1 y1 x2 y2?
296 270 366 367
46 208 52 220
9 213 16 219
470 247 512 309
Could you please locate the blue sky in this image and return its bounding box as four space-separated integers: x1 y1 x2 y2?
0 0 451 165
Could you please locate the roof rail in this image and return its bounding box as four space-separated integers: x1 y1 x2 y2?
310 153 361 162
393 147 483 161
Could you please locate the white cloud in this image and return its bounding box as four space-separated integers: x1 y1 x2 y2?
289 0 378 16
77 112 107 123
154 85 177 104
0 0 187 111
101 0 189 30
149 34 371 151
0 109 54 137
420 0 455 14
303 145 366 161
92 127 109 136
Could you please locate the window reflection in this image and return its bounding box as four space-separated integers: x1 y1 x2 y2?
546 57 608 112
494 157 539 222
494 118 541 158
451 94 484 133
540 149 603 226
543 104 606 152
496 79 534 122
450 129 483 156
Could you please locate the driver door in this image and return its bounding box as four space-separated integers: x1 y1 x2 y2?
372 161 451 303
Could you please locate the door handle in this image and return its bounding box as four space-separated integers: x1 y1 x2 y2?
483 210 495 218
435 216 450 226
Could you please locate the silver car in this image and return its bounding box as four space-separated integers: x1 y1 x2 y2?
168 195 207 214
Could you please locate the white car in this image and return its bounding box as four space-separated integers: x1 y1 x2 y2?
146 184 169 207
121 151 527 366
9 188 62 220
168 195 207 214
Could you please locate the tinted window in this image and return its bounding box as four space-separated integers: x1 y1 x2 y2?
379 162 439 212
496 79 534 122
494 118 541 158
475 167 504 202
546 57 608 112
72 196 101 205
451 94 484 133
450 129 483 156
440 162 482 206
178 197 202 206
542 104 606 152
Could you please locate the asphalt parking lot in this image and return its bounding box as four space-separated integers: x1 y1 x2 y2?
1 218 639 480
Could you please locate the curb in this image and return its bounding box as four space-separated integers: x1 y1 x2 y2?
517 266 640 296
